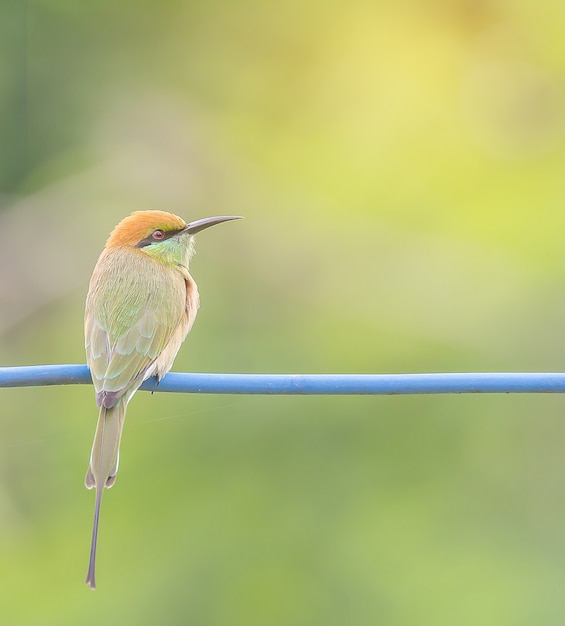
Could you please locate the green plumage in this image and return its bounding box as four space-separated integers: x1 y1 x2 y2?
86 248 188 401
83 210 241 589
84 230 197 589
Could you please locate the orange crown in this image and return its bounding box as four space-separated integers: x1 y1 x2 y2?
105 211 187 248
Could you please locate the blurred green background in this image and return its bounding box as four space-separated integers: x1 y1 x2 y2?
2 0 565 624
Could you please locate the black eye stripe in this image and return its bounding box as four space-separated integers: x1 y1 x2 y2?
135 228 184 248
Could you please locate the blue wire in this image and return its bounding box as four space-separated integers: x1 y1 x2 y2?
1 364 565 394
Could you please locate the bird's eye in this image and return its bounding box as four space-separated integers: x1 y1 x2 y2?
152 229 165 240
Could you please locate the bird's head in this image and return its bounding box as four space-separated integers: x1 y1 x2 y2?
105 210 242 266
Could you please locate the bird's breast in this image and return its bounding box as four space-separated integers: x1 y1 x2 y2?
148 268 200 381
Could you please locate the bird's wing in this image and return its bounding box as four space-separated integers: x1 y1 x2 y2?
85 255 186 407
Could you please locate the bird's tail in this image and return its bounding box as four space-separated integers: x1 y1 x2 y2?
85 399 127 589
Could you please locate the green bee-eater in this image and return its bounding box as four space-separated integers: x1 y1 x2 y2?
84 210 242 589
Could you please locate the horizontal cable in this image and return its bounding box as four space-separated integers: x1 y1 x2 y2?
1 364 565 395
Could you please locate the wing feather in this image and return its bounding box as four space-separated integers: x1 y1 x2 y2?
85 249 188 407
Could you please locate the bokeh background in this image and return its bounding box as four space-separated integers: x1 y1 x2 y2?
2 1 565 624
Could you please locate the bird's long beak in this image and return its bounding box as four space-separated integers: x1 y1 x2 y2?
183 215 243 235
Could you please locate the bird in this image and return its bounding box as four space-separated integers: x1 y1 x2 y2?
84 210 242 589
